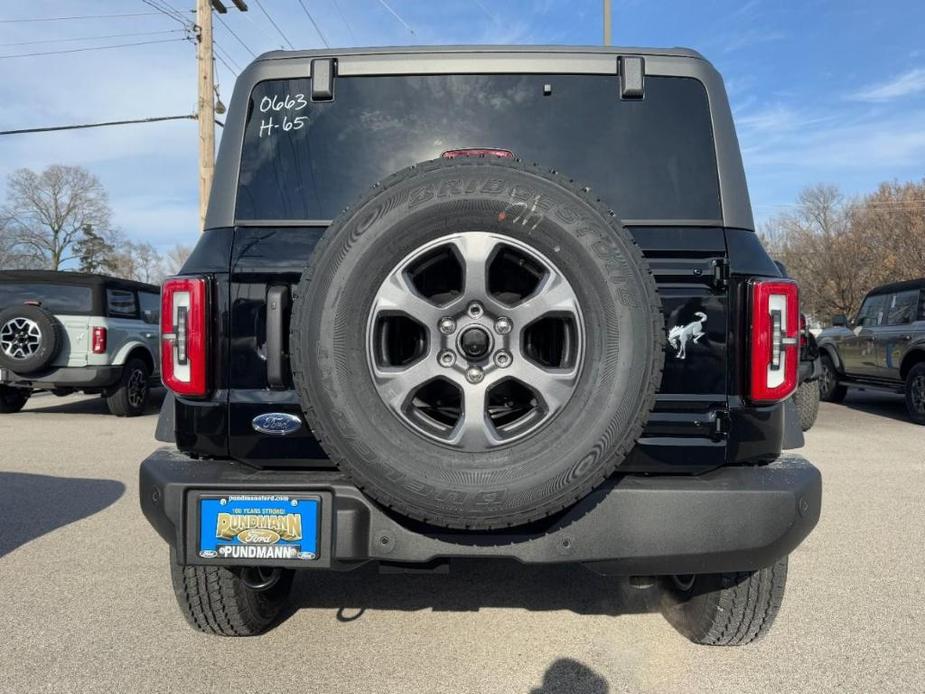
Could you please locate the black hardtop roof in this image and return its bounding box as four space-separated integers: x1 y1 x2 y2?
0 269 159 293
867 278 925 296
254 44 706 63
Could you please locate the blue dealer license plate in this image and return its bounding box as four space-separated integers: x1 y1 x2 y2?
198 495 320 561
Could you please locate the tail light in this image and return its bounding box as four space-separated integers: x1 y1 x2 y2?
749 279 799 404
161 277 208 397
91 327 107 354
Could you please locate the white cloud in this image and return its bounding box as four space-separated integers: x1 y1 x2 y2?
850 67 925 102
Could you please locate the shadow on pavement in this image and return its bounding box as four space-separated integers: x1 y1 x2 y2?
838 391 909 423
0 472 125 557
530 658 609 694
23 388 165 416
289 559 658 618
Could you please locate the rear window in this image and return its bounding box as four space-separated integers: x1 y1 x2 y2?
236 74 721 222
0 283 93 313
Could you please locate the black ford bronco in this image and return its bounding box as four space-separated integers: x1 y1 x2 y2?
817 278 925 424
140 46 821 645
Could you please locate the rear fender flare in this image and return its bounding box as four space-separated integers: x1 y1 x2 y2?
112 341 156 373
819 343 843 372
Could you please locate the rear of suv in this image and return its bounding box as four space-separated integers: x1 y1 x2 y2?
0 270 160 416
140 46 821 645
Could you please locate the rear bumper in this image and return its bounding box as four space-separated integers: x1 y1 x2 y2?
0 365 121 388
140 448 821 575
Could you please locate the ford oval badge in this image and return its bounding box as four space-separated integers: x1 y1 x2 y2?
252 412 302 436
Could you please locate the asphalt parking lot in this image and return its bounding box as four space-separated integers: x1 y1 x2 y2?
0 390 922 694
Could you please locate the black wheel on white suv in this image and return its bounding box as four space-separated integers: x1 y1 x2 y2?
0 304 63 374
106 357 150 417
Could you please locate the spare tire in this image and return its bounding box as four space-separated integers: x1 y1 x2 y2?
0 304 63 374
291 158 664 529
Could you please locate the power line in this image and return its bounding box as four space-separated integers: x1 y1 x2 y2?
296 0 329 48
140 0 192 27
377 0 415 35
0 29 186 48
253 0 295 49
0 12 161 23
215 12 257 58
213 42 241 72
0 115 197 137
330 0 357 42
0 37 188 60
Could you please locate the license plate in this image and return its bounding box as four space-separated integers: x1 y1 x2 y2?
198 494 320 562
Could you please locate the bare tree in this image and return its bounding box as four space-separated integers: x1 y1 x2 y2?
165 244 193 275
762 181 925 324
111 239 167 284
762 185 872 321
2 165 113 270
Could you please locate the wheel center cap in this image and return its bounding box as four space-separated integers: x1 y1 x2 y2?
459 326 491 359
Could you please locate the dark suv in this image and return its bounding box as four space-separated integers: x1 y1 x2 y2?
817 278 925 423
140 46 821 645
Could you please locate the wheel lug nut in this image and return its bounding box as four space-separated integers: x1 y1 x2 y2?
438 317 456 335
438 350 456 368
467 302 483 318
494 317 512 335
494 350 512 368
465 366 484 384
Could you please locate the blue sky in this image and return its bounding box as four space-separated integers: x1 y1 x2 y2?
1 0 923 251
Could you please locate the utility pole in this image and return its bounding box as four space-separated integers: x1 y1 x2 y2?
196 0 248 231
603 0 612 46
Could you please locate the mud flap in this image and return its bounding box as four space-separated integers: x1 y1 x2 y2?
781 398 805 450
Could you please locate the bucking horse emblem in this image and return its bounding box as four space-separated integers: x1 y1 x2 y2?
668 312 707 360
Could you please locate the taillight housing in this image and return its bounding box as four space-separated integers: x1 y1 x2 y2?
91 327 107 354
161 277 208 397
749 279 799 404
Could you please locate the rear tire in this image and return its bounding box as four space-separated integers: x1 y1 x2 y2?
793 380 820 431
660 558 788 646
169 549 294 636
105 358 150 417
904 362 925 425
819 353 846 403
0 385 30 413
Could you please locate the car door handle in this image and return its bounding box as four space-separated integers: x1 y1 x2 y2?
266 285 290 389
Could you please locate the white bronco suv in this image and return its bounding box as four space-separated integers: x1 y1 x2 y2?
0 270 160 416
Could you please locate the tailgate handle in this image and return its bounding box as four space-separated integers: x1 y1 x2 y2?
266 285 291 389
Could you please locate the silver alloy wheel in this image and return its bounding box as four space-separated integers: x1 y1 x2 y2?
0 317 42 360
127 368 148 408
367 232 584 451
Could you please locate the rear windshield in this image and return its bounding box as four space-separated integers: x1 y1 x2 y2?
0 283 93 313
236 74 721 222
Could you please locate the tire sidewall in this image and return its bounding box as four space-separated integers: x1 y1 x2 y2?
293 160 663 526
905 362 925 425
0 305 61 373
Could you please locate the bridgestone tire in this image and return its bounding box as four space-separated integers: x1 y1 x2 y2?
291 158 664 529
793 380 820 431
169 549 294 636
0 386 30 413
660 558 788 646
819 353 847 403
0 304 63 374
105 358 150 417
